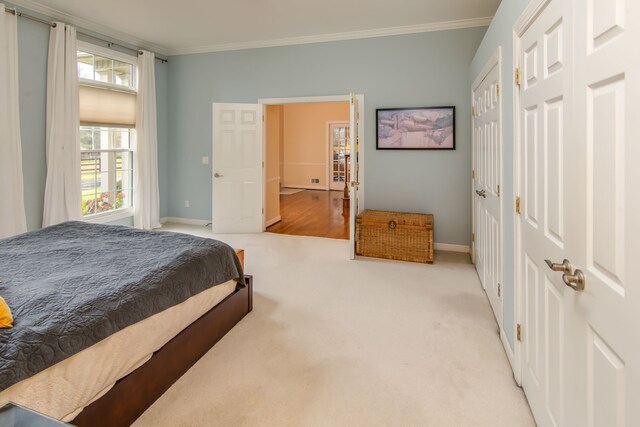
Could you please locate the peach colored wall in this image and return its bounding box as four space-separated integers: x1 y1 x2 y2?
282 102 349 189
265 105 283 224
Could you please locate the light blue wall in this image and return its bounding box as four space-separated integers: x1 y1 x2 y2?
470 0 531 348
10 3 169 230
166 27 487 245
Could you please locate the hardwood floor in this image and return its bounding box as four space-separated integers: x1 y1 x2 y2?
267 190 349 240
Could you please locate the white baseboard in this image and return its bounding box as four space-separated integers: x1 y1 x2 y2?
434 243 471 253
282 184 326 190
265 216 282 228
500 328 520 385
160 217 211 227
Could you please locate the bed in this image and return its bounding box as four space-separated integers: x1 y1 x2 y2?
0 221 253 426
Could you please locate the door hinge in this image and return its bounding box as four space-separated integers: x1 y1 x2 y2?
262 208 264 214
517 324 522 341
472 106 476 117
515 67 522 86
262 161 265 168
496 84 500 97
497 184 500 196
516 196 521 214
472 233 475 242
472 170 475 180
262 114 265 122
497 283 501 297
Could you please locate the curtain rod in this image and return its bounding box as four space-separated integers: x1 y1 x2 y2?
4 7 168 63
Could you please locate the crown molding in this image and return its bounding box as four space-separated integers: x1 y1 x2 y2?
7 1 492 58
167 16 493 56
7 0 169 56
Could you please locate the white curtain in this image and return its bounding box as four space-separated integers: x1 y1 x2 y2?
134 50 160 229
0 6 27 238
42 23 81 227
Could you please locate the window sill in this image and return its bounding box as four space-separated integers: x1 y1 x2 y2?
83 208 133 224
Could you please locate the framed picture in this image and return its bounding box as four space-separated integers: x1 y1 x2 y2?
376 106 455 150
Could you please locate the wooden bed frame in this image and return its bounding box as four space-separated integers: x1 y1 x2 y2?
72 275 253 427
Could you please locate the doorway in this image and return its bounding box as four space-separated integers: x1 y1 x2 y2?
263 101 351 240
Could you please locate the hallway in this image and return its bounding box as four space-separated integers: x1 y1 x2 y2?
267 190 349 240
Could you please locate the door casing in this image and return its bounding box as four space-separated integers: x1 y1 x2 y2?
471 45 506 365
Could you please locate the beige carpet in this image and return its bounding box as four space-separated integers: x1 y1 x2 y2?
134 224 535 427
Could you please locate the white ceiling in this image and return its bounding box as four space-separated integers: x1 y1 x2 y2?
12 0 500 55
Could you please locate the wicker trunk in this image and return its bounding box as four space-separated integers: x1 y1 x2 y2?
356 210 434 263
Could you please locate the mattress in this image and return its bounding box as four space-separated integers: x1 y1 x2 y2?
0 222 244 392
0 279 237 422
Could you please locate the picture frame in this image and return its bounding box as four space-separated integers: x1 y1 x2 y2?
376 106 455 150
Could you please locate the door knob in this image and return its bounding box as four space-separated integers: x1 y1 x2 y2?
214 172 224 178
350 181 360 188
563 269 586 291
545 259 572 274
476 189 487 198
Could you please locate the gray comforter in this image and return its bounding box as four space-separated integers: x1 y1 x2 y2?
0 221 244 392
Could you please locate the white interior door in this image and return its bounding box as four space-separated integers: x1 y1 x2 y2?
349 94 360 259
518 0 571 424
518 0 640 426
565 0 640 425
212 103 263 233
473 58 502 324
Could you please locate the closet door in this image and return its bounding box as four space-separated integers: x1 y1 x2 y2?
564 0 640 425
473 59 502 324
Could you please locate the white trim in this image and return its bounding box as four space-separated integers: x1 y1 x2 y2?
83 207 133 224
513 0 551 36
9 0 491 58
500 328 518 375
77 40 137 65
282 162 325 166
160 217 210 226
434 243 470 253
265 215 281 228
509 0 551 387
512 26 523 385
262 104 268 232
9 0 169 56
168 16 493 56
280 184 326 190
471 45 505 346
259 95 350 105
472 46 502 92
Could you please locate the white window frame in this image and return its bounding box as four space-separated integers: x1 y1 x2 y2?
77 41 138 223
77 40 138 92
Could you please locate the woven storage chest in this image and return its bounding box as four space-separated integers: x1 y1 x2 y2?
356 210 434 263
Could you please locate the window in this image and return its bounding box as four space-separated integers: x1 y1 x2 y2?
80 127 133 216
77 43 137 219
77 51 134 89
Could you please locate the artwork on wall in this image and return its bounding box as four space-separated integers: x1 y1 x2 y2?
376 106 455 150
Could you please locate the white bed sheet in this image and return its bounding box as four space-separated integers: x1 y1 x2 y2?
0 279 237 421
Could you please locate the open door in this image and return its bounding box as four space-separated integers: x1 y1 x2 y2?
349 94 360 259
212 103 263 233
